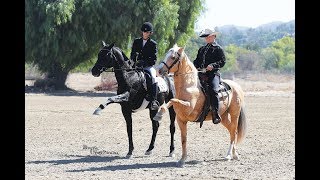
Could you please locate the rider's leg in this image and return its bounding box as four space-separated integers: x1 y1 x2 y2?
209 75 221 124
144 67 159 110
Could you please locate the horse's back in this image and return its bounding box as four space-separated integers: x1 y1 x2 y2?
155 76 175 95
221 79 245 101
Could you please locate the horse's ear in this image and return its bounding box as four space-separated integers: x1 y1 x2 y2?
102 41 107 46
178 47 184 54
173 43 178 49
109 42 115 49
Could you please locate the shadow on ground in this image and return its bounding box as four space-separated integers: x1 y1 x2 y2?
25 85 116 97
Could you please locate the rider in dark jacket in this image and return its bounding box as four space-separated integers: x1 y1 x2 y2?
193 28 226 124
130 22 159 110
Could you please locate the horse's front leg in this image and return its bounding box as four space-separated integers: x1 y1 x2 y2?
121 104 134 158
153 101 173 121
168 106 176 157
177 118 188 167
145 110 159 155
93 91 130 115
153 101 176 157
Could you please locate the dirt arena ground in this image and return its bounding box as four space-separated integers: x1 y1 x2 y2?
25 73 295 179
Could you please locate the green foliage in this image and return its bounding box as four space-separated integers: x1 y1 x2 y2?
185 26 295 74
26 0 205 88
70 55 96 73
173 0 204 47
152 0 180 58
261 36 295 73
223 44 240 73
184 32 203 61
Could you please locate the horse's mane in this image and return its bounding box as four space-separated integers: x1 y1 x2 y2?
112 46 131 69
114 46 129 61
171 44 197 74
167 44 200 88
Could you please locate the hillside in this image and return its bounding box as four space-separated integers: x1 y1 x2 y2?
217 20 295 48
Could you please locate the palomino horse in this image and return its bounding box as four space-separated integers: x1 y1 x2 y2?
91 42 176 158
156 44 247 166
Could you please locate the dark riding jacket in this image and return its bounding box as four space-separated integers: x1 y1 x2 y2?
130 37 158 68
193 41 226 77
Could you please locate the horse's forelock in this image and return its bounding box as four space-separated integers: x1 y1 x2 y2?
172 45 180 53
163 49 174 63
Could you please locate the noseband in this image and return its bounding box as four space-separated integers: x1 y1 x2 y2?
161 51 181 72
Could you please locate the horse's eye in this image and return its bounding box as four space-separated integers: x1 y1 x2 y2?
171 56 175 60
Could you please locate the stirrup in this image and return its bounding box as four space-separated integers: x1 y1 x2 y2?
212 112 221 124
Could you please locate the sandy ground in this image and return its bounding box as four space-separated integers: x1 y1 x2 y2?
25 73 295 179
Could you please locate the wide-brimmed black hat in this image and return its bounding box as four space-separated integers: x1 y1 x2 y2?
141 22 153 32
199 28 219 37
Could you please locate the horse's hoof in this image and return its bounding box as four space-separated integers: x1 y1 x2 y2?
153 114 162 121
224 155 232 161
126 154 133 159
233 154 239 160
93 109 101 115
176 160 185 167
169 151 175 157
145 150 152 155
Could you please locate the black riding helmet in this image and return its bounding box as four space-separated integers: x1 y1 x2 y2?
141 22 153 32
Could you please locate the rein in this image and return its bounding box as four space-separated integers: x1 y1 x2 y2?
160 50 207 77
98 47 141 73
161 51 181 71
100 67 143 73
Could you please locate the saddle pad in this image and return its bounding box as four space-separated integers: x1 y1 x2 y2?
155 77 168 93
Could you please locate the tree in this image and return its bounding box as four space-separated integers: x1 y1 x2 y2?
260 36 295 73
25 0 204 89
223 44 239 73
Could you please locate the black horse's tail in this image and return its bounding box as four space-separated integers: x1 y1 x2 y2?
237 104 247 144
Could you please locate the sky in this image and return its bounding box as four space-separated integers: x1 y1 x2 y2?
195 0 295 30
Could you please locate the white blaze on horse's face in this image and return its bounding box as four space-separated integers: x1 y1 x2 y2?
159 44 180 75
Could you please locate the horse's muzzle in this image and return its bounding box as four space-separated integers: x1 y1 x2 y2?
91 67 101 77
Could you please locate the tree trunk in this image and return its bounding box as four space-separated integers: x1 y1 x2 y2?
47 62 69 90
34 62 69 90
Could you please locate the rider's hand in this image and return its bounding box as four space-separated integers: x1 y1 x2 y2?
206 64 213 71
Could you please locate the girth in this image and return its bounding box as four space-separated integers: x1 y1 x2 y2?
195 81 231 128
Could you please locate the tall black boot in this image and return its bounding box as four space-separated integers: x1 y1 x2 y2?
149 83 160 110
210 93 221 124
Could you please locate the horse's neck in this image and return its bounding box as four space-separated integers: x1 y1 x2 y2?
114 65 142 91
111 47 132 87
113 64 127 88
173 57 200 96
113 47 131 69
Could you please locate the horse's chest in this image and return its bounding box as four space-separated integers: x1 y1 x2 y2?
176 88 200 99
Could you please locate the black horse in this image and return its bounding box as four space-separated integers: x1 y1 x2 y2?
91 42 176 158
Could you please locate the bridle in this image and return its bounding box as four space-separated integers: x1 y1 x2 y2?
96 47 135 73
160 50 181 73
160 50 207 77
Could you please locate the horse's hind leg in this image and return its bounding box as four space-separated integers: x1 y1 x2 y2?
221 111 240 161
93 91 130 115
145 110 160 155
177 119 188 167
121 106 134 159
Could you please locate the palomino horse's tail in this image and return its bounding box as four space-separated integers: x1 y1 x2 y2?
237 104 247 143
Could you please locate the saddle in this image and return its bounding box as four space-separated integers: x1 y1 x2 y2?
139 71 169 93
195 75 232 128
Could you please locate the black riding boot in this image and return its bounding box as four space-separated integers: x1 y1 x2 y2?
210 93 221 124
149 83 160 110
